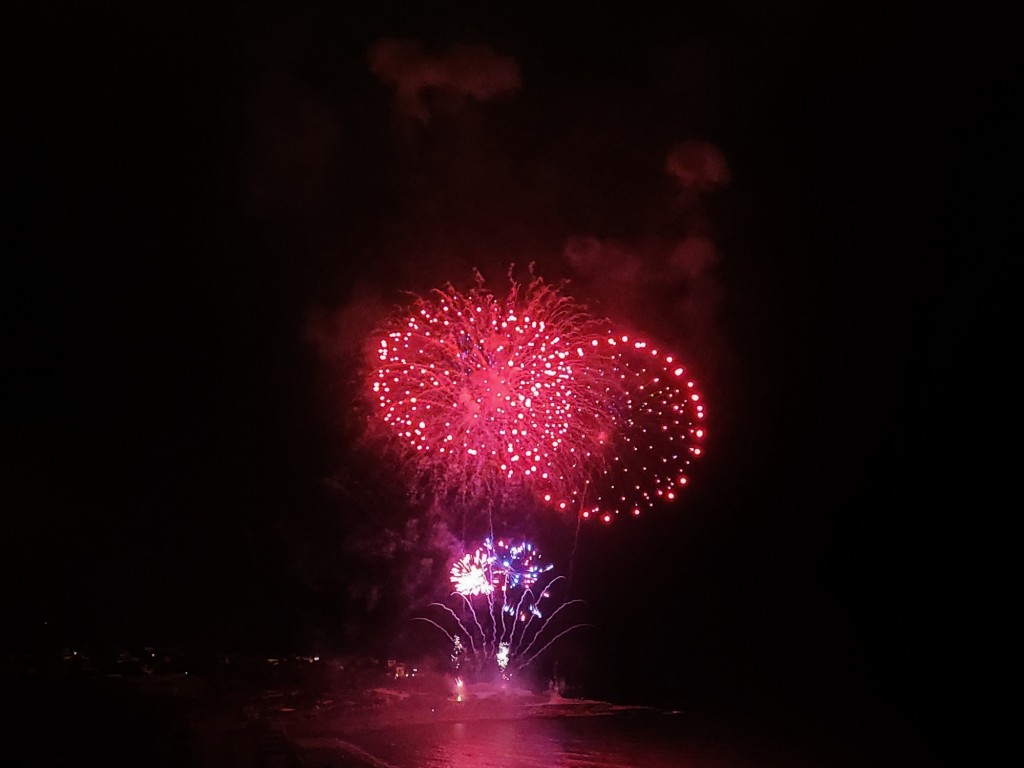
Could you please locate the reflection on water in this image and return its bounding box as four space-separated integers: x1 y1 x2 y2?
312 711 772 768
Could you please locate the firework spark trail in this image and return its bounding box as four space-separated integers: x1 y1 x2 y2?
451 540 502 656
424 593 587 677
452 594 490 658
506 586 539 649
450 536 555 653
366 269 706 524
417 602 479 656
515 621 594 672
410 616 457 645
492 589 506 648
508 575 564 652
512 597 587 666
496 587 535 647
487 588 501 658
489 538 534 648
422 547 586 676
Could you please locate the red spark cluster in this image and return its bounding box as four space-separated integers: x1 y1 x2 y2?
366 271 705 521
571 340 706 523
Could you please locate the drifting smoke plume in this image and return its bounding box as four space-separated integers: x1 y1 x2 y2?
369 38 521 122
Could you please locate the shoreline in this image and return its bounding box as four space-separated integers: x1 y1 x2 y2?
278 687 665 768
282 682 657 734
4 667 672 767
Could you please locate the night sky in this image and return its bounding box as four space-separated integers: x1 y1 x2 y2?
3 1 998 762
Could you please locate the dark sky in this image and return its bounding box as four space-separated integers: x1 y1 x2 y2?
2 1 998 761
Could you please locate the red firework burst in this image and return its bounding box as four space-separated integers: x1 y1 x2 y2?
368 270 621 506
365 270 706 521
571 338 706 523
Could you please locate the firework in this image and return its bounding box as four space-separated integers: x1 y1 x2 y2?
366 269 706 522
489 537 553 589
450 548 495 596
368 269 622 510
451 537 554 603
545 337 707 522
421 537 586 680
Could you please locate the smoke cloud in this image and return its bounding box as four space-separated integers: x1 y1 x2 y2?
368 38 521 122
561 140 731 389
665 139 731 191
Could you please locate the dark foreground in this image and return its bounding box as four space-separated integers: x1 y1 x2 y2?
3 660 932 768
